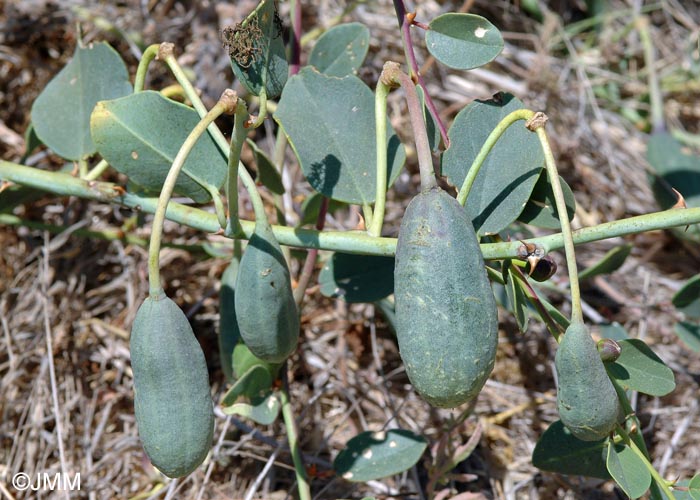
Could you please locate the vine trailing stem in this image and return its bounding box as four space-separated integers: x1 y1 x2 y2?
147 91 237 296
133 43 159 93
2 158 700 259
227 100 249 236
456 108 536 206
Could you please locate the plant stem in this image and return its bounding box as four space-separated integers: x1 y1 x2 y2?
384 63 436 191
279 366 311 500
3 160 700 257
369 79 391 237
528 116 583 325
134 44 160 92
616 424 677 500
84 159 110 181
293 197 328 307
456 109 536 206
147 91 237 296
392 0 449 147
227 101 249 236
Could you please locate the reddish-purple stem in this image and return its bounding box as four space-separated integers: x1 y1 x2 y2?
392 0 450 148
293 197 329 306
289 0 302 76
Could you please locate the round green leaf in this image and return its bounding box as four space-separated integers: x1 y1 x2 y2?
518 171 576 229
647 132 700 240
31 42 132 160
227 0 288 98
309 22 370 77
673 274 700 319
223 392 280 425
579 244 633 280
532 420 610 479
425 13 503 70
442 93 543 235
91 91 227 203
605 339 676 396
606 442 651 499
221 364 273 407
319 253 394 303
274 68 405 204
333 429 427 482
675 321 700 352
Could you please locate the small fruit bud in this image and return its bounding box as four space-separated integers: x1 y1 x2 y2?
529 255 557 282
597 338 621 362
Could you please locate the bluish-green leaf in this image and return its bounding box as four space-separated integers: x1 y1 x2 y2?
673 274 700 319
21 123 43 163
275 68 405 204
334 429 427 482
417 84 441 153
219 259 241 381
606 442 651 499
442 93 543 235
232 342 281 382
222 392 280 425
425 13 503 70
227 0 288 98
532 420 610 479
248 139 285 195
298 193 346 226
579 244 633 280
518 171 576 229
319 253 394 303
675 321 700 352
505 265 529 331
606 339 675 396
221 364 273 407
598 323 629 342
647 131 700 240
309 22 370 77
91 91 227 203
31 42 132 160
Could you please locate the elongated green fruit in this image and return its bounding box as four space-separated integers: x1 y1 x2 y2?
234 222 299 363
131 292 214 477
219 259 241 381
394 187 498 408
556 322 621 441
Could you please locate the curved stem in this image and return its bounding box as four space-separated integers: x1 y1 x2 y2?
384 63 435 191
280 366 311 500
134 44 160 93
369 79 391 237
227 101 249 236
147 92 237 296
248 90 268 128
457 109 536 206
531 118 583 324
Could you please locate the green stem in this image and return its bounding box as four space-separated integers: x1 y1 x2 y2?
147 92 237 296
227 101 249 236
456 109 536 206
248 89 268 129
78 159 88 178
203 182 227 230
531 118 583 324
3 161 700 257
280 367 311 500
384 63 435 191
616 424 677 500
84 159 110 181
368 79 391 237
158 43 264 237
134 44 160 92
